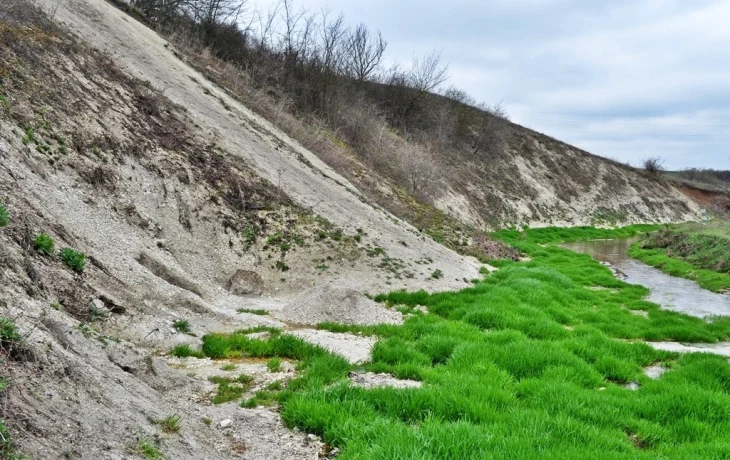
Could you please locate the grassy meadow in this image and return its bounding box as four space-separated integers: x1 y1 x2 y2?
184 225 730 459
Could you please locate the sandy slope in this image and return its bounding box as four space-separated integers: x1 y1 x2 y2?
34 0 481 294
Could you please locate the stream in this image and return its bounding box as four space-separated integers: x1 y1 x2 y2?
563 237 730 357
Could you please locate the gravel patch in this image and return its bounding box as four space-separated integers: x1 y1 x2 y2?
275 285 402 326
349 372 422 389
290 329 377 364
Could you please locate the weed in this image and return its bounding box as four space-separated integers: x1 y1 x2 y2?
275 261 289 272
59 247 86 273
315 264 329 271
429 269 443 280
236 308 269 315
89 304 107 322
34 232 55 255
267 357 282 372
0 201 8 227
202 417 212 426
242 225 258 248
152 414 181 434
136 440 163 459
221 363 237 371
172 319 192 334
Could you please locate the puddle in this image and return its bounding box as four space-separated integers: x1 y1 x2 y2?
563 237 730 318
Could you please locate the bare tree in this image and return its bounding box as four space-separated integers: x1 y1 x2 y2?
408 50 448 93
343 23 387 82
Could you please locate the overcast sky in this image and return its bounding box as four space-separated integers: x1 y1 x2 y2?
254 0 730 170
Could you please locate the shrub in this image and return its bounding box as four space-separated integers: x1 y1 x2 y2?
0 318 21 350
59 247 86 273
34 232 55 256
642 156 664 177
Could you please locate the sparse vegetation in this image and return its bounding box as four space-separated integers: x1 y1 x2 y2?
220 363 237 371
642 156 665 178
172 319 192 334
0 200 8 227
152 414 181 434
136 439 164 459
59 247 86 273
208 374 253 404
429 269 443 280
33 232 55 256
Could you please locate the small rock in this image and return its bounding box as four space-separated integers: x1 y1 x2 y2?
624 382 640 391
307 434 317 441
220 419 232 428
328 447 341 458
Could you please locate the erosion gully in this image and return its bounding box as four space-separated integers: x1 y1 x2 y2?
563 237 730 356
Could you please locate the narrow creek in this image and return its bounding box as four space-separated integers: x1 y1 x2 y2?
563 237 730 318
563 237 730 357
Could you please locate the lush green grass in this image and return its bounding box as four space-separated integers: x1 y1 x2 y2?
492 224 659 245
179 226 730 459
629 223 730 292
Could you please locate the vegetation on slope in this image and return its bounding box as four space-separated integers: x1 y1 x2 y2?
181 226 730 459
629 222 730 292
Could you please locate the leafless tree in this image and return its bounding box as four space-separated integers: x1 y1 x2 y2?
408 50 448 93
398 143 441 201
342 23 387 82
471 102 511 156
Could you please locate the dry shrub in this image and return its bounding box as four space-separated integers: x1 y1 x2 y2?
471 233 520 261
397 143 441 202
642 156 664 178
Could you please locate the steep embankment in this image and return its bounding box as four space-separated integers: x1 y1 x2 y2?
0 1 479 457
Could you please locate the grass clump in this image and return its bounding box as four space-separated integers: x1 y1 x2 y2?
170 344 203 358
59 247 86 273
221 363 237 371
152 414 181 434
34 232 55 256
172 319 192 334
0 200 8 227
267 357 282 372
136 439 164 459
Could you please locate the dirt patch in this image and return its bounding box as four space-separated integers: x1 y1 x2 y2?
275 285 402 326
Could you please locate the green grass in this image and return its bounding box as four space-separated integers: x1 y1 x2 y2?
59 247 86 273
629 224 730 292
136 439 164 459
33 232 55 256
170 344 203 358
0 200 8 227
172 319 192 334
180 226 730 459
267 357 282 372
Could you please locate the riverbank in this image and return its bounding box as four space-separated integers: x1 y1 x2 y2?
182 226 730 458
629 222 730 292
